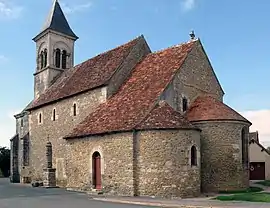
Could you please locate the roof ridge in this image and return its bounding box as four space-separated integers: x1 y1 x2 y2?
135 100 185 127
73 35 144 68
134 99 160 129
250 138 270 155
152 38 198 55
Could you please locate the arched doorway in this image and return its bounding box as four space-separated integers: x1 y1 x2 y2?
92 152 102 190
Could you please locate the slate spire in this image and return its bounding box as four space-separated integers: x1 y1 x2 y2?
35 0 78 40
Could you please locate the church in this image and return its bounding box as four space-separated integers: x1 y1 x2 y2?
10 0 252 198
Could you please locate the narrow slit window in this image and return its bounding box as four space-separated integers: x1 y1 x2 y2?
183 97 188 112
52 109 56 121
73 103 77 116
191 146 197 166
39 113 42 123
241 127 248 168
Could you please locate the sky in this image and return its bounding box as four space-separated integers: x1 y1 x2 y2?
0 0 270 148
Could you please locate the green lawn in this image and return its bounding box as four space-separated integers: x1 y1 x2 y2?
215 193 270 203
218 186 263 194
255 180 270 187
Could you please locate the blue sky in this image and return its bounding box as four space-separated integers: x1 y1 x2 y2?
0 0 270 147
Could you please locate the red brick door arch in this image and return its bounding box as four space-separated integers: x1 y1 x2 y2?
92 152 102 190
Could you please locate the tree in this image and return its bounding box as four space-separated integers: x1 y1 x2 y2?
0 147 10 177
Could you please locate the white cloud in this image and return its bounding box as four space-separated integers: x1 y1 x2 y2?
181 0 196 12
0 0 23 20
62 2 92 15
241 109 270 148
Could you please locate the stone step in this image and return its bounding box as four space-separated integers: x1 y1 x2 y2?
67 187 103 195
87 189 104 196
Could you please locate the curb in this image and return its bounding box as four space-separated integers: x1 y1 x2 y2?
92 197 220 208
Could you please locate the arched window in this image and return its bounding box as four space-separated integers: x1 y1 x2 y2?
21 118 23 127
62 50 67 69
191 146 197 166
73 103 77 116
55 48 61 68
52 109 56 121
183 97 188 112
40 51 44 69
44 49 47 67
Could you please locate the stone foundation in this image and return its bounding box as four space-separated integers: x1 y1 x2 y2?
43 168 57 188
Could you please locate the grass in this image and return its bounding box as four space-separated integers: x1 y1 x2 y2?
255 180 270 187
215 193 270 203
218 186 263 194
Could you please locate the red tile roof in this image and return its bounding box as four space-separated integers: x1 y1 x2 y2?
135 101 197 130
27 36 142 110
186 95 251 124
65 40 196 138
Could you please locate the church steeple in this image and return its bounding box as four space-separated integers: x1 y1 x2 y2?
33 0 78 99
33 0 78 41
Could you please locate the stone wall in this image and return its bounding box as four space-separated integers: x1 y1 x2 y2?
10 134 20 183
65 132 134 196
135 129 201 198
14 111 30 182
28 87 107 186
192 121 250 192
162 40 224 112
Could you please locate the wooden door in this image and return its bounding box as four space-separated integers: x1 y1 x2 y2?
250 162 265 180
92 152 102 190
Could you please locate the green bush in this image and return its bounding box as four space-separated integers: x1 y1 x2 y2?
0 147 10 177
216 193 270 202
218 186 263 194
256 180 270 187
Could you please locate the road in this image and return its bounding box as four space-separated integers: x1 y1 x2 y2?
0 178 155 208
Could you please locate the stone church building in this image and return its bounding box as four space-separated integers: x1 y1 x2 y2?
10 0 252 198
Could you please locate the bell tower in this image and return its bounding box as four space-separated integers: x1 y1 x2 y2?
32 0 78 99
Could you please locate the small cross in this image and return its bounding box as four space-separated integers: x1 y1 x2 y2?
189 30 196 40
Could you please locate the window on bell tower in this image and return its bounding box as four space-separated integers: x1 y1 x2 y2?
182 97 188 112
55 48 61 68
44 49 47 68
62 50 67 69
40 51 44 69
40 49 47 69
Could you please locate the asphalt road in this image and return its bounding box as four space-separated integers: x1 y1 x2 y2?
0 178 155 208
